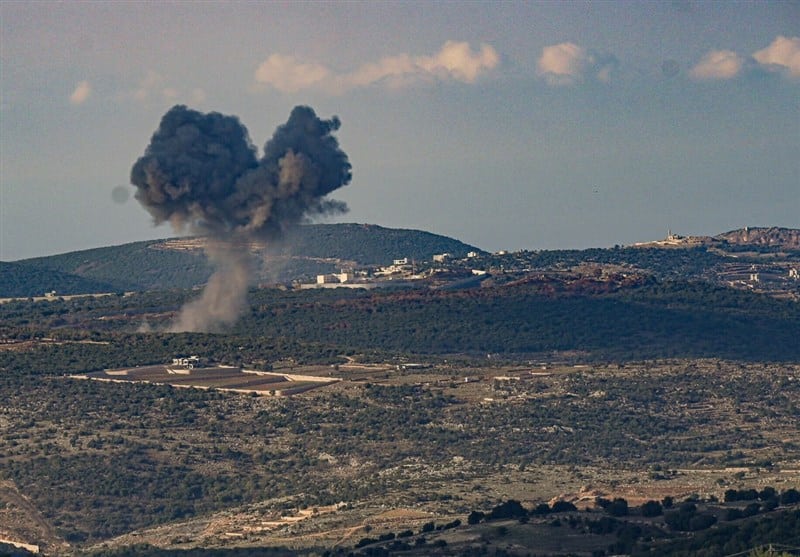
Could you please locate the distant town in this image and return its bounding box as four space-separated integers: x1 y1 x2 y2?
299 230 800 299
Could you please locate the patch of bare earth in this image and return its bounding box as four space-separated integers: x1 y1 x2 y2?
0 480 68 554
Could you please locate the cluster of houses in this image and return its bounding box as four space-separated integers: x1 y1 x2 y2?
719 263 800 289
309 252 483 289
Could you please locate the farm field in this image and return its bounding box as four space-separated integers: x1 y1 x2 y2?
78 364 339 396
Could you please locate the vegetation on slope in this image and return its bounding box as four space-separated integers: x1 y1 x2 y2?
229 280 800 361
0 262 121 298
11 240 213 294
1 342 798 550
4 224 481 296
2 277 798 362
280 223 481 265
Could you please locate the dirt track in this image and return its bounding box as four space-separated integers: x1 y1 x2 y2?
0 479 65 552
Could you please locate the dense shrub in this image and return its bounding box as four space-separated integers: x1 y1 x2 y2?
640 500 663 517
551 501 578 513
489 499 528 520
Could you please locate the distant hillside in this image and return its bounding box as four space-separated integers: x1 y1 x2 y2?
12 241 213 295
717 227 800 249
8 224 794 299
232 280 800 362
0 262 121 298
2 224 482 296
280 223 479 265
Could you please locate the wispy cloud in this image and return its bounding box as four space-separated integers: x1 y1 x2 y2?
69 81 92 105
753 35 800 78
132 70 166 102
536 42 616 86
254 55 331 93
189 88 207 104
254 41 499 94
125 71 207 104
689 50 743 80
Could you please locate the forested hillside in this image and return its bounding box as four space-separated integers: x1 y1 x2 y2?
7 241 211 296
1 235 799 555
2 224 480 297
6 224 798 298
280 223 480 264
0 262 121 298
231 281 800 362
2 278 798 362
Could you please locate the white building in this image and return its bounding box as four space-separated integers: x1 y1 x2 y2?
317 273 351 284
171 356 203 369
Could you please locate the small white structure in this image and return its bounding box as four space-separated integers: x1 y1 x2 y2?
317 273 351 284
172 356 202 369
790 268 799 279
467 251 479 258
433 253 451 263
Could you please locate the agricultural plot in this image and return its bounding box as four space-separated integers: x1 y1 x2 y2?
77 365 338 396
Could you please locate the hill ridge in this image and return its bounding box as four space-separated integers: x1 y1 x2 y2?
716 226 800 249
1 224 481 297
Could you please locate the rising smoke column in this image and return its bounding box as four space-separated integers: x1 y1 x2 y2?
131 105 351 332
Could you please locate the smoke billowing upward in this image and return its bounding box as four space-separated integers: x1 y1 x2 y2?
131 105 351 332
131 105 351 239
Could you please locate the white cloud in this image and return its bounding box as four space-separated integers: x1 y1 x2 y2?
254 54 331 93
537 42 592 85
753 35 800 78
69 81 91 105
536 42 616 86
689 50 743 80
416 41 500 83
343 54 417 89
253 41 499 94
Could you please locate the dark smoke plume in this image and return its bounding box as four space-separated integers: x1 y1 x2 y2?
131 105 351 332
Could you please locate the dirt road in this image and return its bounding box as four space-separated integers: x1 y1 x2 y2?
0 480 64 551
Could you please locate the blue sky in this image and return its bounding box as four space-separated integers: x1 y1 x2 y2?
1 1 798 260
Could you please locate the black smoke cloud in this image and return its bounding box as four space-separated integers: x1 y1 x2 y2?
131 105 351 332
131 104 351 239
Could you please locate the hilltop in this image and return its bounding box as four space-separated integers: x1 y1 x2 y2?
0 262 121 299
1 224 480 297
2 224 798 299
716 226 800 249
633 226 800 251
